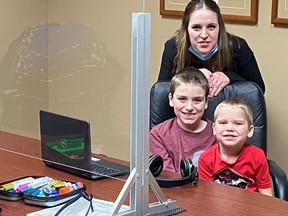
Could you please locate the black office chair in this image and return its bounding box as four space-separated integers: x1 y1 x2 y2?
150 80 288 201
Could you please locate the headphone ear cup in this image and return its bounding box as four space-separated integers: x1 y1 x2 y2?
180 158 193 177
180 158 198 185
149 154 163 177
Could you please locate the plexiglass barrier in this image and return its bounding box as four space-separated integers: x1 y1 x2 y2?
0 0 146 177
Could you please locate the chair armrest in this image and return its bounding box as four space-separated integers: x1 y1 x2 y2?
268 159 288 201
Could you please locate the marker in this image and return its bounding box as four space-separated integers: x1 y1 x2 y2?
16 183 29 192
71 182 83 190
49 179 66 189
58 182 83 195
42 187 58 196
1 183 14 191
0 177 34 191
36 193 45 197
58 185 73 195
13 177 35 190
19 177 52 192
31 189 42 196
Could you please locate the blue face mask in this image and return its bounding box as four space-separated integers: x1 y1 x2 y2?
188 44 219 61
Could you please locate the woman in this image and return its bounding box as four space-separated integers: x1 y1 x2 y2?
158 0 265 97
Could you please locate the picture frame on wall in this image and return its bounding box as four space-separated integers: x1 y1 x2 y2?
271 0 288 25
160 0 258 24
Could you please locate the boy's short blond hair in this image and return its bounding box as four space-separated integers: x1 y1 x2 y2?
214 98 253 127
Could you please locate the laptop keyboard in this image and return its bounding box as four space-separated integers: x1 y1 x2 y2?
92 164 119 176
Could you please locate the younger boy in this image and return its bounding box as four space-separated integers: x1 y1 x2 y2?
149 66 217 173
198 98 272 196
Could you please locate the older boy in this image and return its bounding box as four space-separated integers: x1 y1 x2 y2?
149 66 217 173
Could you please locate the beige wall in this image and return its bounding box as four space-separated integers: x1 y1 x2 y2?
0 0 48 137
0 1 288 175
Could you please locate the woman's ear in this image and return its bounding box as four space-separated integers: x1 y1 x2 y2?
168 93 174 107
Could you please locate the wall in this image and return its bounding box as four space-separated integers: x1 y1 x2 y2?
0 0 48 138
0 1 288 175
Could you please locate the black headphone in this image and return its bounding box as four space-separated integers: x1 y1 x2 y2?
149 154 198 187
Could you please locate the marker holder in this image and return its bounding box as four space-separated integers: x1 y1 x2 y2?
0 176 86 207
0 176 42 201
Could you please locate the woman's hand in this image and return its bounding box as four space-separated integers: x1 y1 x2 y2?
199 68 213 89
210 72 230 97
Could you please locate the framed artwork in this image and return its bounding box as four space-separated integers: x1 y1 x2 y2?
160 0 258 24
271 0 288 25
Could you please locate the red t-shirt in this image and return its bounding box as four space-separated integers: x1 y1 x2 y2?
198 143 271 192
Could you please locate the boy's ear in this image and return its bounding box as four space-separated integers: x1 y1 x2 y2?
168 93 174 107
204 98 208 110
212 123 216 135
247 125 254 138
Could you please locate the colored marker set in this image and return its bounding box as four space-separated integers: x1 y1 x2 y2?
29 180 84 197
0 176 86 207
1 176 52 193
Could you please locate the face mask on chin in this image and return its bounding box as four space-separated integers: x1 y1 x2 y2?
188 44 219 61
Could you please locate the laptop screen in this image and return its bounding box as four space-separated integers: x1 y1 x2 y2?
40 110 91 173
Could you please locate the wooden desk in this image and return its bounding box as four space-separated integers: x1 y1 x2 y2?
0 132 288 216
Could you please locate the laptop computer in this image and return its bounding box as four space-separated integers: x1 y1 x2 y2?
39 110 130 180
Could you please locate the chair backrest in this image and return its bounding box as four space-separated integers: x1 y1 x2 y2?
150 81 267 154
